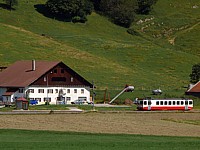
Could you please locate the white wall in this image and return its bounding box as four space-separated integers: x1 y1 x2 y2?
26 86 91 105
0 86 91 105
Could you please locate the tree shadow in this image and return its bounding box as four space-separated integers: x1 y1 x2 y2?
34 4 71 22
0 3 15 10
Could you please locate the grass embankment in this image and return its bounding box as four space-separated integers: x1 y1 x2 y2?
0 129 199 150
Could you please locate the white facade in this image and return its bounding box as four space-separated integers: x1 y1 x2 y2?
0 86 91 105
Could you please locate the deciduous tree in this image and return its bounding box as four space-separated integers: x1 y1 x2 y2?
3 0 18 10
45 0 93 23
190 63 200 83
136 0 157 14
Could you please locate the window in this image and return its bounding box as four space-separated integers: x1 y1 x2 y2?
160 101 163 105
19 88 24 93
35 98 41 102
177 101 180 105
54 69 57 73
67 89 70 93
52 77 66 82
189 101 193 105
143 101 147 105
185 101 188 105
28 89 34 93
38 89 44 93
81 89 84 94
66 97 71 101
173 101 176 105
71 77 74 82
181 101 184 105
48 89 53 93
55 89 58 93
169 101 171 105
156 101 159 105
164 101 167 105
61 69 65 73
74 89 77 93
148 101 151 105
44 97 51 102
139 101 143 105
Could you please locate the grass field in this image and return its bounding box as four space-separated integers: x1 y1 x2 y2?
0 129 199 150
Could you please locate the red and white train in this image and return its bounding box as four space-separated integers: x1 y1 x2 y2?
134 98 193 111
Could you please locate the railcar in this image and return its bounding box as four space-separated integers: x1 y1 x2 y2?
134 98 193 111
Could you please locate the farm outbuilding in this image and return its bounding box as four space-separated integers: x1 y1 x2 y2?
16 97 28 110
185 81 200 97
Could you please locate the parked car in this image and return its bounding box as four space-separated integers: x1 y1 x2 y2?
71 99 87 105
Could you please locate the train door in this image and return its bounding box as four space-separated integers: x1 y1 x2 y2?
185 100 188 110
148 100 151 110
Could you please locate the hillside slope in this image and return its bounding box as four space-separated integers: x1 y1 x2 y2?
0 0 199 95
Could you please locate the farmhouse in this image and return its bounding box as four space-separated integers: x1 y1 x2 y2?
0 60 93 105
185 81 200 97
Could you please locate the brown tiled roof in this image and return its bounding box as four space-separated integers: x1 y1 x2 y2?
186 81 200 92
0 60 60 87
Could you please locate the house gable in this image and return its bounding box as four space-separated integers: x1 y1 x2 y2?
31 62 92 87
186 81 200 93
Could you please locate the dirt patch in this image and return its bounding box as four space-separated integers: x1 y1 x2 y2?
0 112 199 137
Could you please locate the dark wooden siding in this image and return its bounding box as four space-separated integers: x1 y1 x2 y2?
185 92 200 98
31 63 90 87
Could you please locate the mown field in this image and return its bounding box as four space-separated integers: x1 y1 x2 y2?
0 129 200 150
0 0 199 96
0 113 200 137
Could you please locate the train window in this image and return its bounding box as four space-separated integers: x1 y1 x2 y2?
173 101 176 105
148 101 151 105
156 101 159 105
189 101 193 105
160 101 163 105
177 101 180 105
139 101 143 105
181 101 184 105
164 101 167 105
144 101 147 105
169 101 171 105
185 101 188 105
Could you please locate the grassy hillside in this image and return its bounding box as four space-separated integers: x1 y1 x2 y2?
0 0 199 99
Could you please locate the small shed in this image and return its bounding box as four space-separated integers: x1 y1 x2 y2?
16 97 28 110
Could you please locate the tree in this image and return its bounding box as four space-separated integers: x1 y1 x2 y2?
136 0 157 15
97 0 137 28
190 63 200 83
45 0 93 23
3 0 18 10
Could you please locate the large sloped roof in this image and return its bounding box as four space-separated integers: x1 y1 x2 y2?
186 81 200 92
0 61 60 87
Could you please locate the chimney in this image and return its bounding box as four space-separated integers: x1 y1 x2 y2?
32 60 36 71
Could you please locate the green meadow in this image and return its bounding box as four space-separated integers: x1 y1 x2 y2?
0 129 199 150
0 0 200 99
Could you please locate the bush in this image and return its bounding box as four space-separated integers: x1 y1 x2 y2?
45 102 50 105
127 28 140 36
45 0 93 23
